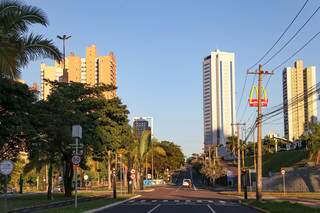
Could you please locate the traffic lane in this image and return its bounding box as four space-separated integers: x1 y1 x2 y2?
94 204 158 213
154 204 213 213
212 205 260 213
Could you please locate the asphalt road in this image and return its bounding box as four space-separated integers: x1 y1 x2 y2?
95 167 260 213
95 185 259 213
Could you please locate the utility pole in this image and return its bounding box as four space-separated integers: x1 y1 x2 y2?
241 126 246 168
231 123 245 193
248 64 273 201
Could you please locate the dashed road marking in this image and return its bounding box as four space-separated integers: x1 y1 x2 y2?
151 200 157 202
140 200 146 203
174 200 180 203
163 200 168 202
147 204 161 213
207 204 216 213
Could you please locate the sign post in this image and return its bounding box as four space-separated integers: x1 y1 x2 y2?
72 125 82 208
0 160 14 213
281 169 286 195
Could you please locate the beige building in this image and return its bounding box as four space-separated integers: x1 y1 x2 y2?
283 60 317 141
40 45 116 99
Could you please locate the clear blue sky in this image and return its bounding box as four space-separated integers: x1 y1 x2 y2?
23 0 320 156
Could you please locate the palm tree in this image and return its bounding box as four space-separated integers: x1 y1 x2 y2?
0 0 62 79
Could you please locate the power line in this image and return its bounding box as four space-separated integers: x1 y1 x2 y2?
248 0 310 71
271 30 320 71
263 4 320 66
238 0 309 123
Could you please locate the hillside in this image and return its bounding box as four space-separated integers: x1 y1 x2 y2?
245 150 308 176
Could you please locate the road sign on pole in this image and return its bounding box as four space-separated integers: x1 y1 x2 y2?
72 155 81 165
0 160 14 213
72 124 82 209
130 174 136 180
0 160 14 175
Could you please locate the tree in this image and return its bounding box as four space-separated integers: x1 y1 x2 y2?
304 122 320 165
27 81 119 197
0 77 37 161
0 0 62 79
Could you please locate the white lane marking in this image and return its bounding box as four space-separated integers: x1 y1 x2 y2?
147 204 161 213
186 200 191 203
129 200 135 203
152 200 157 202
207 204 216 213
219 200 226 204
208 200 213 203
140 200 146 203
163 200 168 202
197 200 203 203
174 200 180 203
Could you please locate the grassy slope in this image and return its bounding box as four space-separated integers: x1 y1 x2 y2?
245 150 308 176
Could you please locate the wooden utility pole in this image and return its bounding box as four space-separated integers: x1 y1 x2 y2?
231 123 245 193
248 64 273 201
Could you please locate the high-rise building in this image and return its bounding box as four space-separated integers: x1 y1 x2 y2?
283 60 317 141
133 117 153 139
203 50 236 147
40 45 116 100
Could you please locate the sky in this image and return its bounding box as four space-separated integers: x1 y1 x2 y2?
22 0 320 156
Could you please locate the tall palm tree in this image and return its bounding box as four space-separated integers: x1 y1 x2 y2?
0 0 62 79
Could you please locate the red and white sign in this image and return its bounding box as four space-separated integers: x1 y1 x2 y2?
130 174 135 180
281 169 286 175
130 169 135 174
72 155 81 165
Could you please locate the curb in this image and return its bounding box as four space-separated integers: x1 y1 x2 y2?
240 201 270 213
83 195 142 213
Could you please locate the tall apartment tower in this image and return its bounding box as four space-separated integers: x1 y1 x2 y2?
203 50 236 147
40 45 116 100
133 117 153 140
283 60 317 141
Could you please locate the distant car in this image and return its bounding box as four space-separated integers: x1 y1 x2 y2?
182 179 192 188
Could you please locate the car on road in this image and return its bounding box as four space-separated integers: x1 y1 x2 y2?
182 179 192 188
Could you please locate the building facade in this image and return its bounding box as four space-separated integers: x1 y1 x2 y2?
203 50 236 147
133 117 153 139
283 60 317 141
40 45 116 100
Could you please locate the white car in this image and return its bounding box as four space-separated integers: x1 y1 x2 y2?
182 179 192 188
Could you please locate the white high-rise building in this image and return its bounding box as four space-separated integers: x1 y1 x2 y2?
203 50 236 147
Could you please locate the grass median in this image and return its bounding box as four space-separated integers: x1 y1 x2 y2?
40 196 131 213
0 191 112 211
244 200 320 213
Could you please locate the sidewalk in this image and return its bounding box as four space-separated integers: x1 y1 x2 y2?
218 192 320 208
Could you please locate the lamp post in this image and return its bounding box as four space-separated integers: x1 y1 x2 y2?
57 34 71 81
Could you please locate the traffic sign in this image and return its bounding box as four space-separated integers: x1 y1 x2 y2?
0 160 14 175
130 169 135 174
281 169 286 175
72 155 81 165
130 174 135 180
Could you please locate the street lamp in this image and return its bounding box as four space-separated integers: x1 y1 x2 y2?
57 34 71 81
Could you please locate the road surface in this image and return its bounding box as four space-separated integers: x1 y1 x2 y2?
95 166 260 213
95 185 259 213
